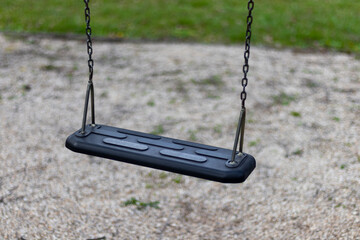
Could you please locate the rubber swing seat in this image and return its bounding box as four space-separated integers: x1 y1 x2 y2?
65 124 256 183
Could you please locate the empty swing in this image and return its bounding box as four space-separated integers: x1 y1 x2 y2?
66 0 256 183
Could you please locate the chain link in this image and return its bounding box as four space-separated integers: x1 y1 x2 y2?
240 0 254 108
84 0 94 83
80 0 96 132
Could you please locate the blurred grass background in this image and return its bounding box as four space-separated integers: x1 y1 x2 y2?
0 0 359 53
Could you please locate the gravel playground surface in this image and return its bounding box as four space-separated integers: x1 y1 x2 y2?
0 33 359 239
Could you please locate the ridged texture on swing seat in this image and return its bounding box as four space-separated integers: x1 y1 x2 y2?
65 124 256 183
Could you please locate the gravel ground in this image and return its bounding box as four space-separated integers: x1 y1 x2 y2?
0 33 359 239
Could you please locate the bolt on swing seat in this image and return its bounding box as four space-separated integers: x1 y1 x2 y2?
65 0 256 183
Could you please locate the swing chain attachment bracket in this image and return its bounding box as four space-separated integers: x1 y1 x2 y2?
79 82 96 136
80 0 96 135
226 107 247 168
226 0 254 168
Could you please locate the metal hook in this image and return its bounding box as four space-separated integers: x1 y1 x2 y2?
80 82 96 134
228 107 246 166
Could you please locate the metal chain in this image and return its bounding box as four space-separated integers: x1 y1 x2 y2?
84 0 94 83
240 0 254 108
229 0 255 161
81 0 95 133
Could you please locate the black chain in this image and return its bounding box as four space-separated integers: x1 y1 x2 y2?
84 0 94 83
80 0 95 133
229 0 255 159
240 0 254 108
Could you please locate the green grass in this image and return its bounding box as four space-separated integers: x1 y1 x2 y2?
191 75 224 87
172 175 183 184
290 111 301 117
292 149 303 156
0 0 359 53
147 99 155 107
332 116 340 122
150 124 165 135
248 139 260 147
123 197 160 210
272 92 296 106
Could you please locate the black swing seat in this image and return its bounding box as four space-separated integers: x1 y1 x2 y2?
65 124 256 183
